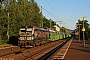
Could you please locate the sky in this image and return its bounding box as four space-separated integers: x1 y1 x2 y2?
34 0 90 30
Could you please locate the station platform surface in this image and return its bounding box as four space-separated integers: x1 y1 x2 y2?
65 39 90 60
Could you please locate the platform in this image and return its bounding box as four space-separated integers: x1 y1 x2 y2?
65 39 90 60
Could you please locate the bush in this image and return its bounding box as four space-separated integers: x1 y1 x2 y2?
88 38 90 42
0 40 5 45
8 36 18 46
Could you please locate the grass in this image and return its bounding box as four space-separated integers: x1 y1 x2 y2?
0 43 13 48
0 39 12 48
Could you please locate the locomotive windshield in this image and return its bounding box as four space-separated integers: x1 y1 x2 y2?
21 30 26 32
27 26 33 31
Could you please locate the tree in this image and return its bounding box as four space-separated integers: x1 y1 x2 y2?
43 17 50 28
0 0 57 43
76 19 90 40
0 0 42 42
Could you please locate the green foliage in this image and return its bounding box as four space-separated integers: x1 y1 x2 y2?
0 39 5 45
0 0 56 43
43 17 50 28
0 0 41 42
76 19 90 40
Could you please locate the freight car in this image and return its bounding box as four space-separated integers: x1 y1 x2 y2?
18 26 71 47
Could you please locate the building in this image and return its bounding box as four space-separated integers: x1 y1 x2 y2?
54 25 60 31
89 24 90 28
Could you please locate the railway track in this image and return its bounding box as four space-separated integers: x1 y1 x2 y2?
48 39 72 60
23 40 65 60
0 46 25 57
0 38 71 60
38 38 72 60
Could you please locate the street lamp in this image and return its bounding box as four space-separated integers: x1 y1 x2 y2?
80 16 88 47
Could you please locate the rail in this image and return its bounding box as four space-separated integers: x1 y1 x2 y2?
52 39 72 60
38 38 72 60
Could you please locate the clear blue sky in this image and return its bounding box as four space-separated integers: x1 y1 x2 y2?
35 0 90 30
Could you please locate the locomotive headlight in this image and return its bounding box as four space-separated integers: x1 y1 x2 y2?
19 38 20 40
32 37 34 40
27 33 29 35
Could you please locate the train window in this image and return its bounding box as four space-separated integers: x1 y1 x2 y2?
21 30 26 32
27 28 33 31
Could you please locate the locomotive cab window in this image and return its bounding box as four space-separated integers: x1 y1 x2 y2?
21 30 26 32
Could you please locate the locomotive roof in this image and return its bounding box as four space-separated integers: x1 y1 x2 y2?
21 26 26 28
20 26 61 32
20 26 33 28
43 28 58 32
40 28 48 31
20 26 39 29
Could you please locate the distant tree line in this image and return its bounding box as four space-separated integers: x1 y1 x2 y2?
0 0 56 43
76 19 90 41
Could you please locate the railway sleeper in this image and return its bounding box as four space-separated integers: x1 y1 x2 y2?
0 47 13 57
53 39 72 60
11 46 22 54
53 49 68 59
11 46 20 52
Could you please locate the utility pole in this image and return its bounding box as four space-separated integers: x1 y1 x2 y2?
80 16 87 47
50 19 52 28
7 12 9 41
62 23 66 33
56 20 63 32
39 5 43 27
78 24 81 42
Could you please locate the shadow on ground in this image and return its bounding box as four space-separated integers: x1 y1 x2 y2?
70 47 90 53
8 36 18 46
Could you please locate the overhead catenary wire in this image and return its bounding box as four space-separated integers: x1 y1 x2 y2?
34 0 70 29
45 0 61 20
45 0 64 28
34 0 67 28
42 7 58 20
34 0 59 20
